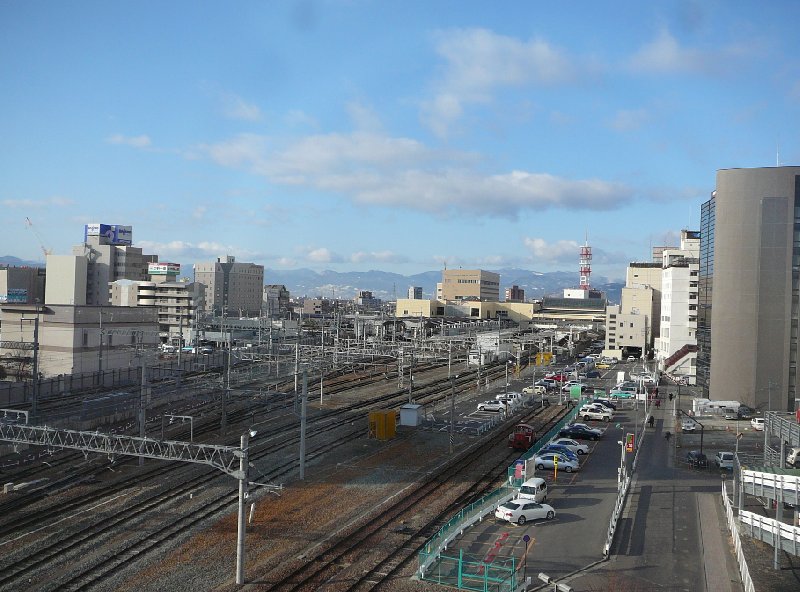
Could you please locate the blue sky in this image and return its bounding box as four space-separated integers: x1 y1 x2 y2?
2 1 799 282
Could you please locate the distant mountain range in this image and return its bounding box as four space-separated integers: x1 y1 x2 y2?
1 256 623 305
259 267 624 305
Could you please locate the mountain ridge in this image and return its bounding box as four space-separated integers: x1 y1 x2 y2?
0 257 623 304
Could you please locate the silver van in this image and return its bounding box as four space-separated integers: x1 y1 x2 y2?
517 477 548 502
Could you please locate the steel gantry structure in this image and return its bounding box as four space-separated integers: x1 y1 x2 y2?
0 422 265 584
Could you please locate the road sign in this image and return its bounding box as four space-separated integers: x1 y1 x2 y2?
625 432 635 453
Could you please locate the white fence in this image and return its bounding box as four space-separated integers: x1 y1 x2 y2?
721 481 756 592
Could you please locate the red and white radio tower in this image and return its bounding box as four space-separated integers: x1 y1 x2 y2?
579 238 592 290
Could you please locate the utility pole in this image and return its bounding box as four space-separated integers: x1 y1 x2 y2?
31 308 40 424
98 308 104 379
222 318 229 436
294 343 299 394
408 348 415 403
320 326 325 405
176 310 183 388
299 370 308 480
139 358 147 466
449 376 456 454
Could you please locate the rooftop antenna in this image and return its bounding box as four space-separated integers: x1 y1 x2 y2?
776 142 780 167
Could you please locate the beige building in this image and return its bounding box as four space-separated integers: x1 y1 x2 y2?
0 303 158 377
605 285 654 358
395 298 541 324
45 255 89 305
625 262 662 339
705 167 800 410
194 255 264 317
440 269 500 302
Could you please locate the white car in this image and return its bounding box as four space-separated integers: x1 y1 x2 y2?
494 499 556 525
522 385 546 395
549 437 590 455
533 452 579 472
751 417 765 431
681 418 697 432
579 407 612 422
477 400 507 412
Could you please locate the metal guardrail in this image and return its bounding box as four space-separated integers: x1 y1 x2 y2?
721 481 756 592
741 469 800 506
602 474 631 556
740 510 800 557
765 411 800 447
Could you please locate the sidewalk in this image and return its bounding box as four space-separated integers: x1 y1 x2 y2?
568 406 744 591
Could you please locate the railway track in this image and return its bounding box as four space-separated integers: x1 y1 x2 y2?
0 359 516 591
260 405 568 592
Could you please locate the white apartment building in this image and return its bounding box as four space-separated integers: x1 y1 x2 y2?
655 230 700 384
110 263 204 345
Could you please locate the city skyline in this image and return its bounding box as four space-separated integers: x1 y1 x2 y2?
3 2 799 281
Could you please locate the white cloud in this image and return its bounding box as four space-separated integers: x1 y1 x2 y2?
107 134 151 148
523 237 581 263
346 100 383 132
608 108 650 132
196 131 632 217
350 250 408 264
136 240 259 262
222 94 263 122
422 28 580 137
285 109 318 128
303 247 342 263
192 206 207 220
2 196 74 208
627 28 754 75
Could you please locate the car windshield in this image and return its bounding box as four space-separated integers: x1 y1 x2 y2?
502 502 521 510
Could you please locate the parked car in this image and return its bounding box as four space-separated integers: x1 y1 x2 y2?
517 477 548 502
559 425 601 441
538 444 579 463
477 400 507 412
787 447 800 468
737 406 754 420
686 450 708 468
586 370 601 379
522 385 546 395
549 437 590 455
579 407 613 422
609 389 636 399
533 452 579 472
570 422 603 434
494 499 556 525
626 356 637 362
681 418 697 432
751 417 765 431
714 451 734 470
591 398 617 410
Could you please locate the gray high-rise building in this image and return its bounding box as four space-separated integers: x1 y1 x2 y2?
704 166 800 411
194 255 264 317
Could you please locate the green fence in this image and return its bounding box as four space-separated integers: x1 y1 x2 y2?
418 404 581 588
419 548 518 592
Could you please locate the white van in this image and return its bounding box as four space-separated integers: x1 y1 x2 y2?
787 447 800 467
517 477 548 502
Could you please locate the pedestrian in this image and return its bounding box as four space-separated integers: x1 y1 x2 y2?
648 415 655 428
655 399 661 409
665 431 672 442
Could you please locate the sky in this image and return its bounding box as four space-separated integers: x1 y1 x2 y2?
2 1 799 283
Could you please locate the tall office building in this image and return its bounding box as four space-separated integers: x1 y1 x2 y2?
706 167 800 411
70 223 157 305
194 255 264 317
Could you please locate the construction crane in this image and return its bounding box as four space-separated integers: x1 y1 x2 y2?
25 217 52 259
